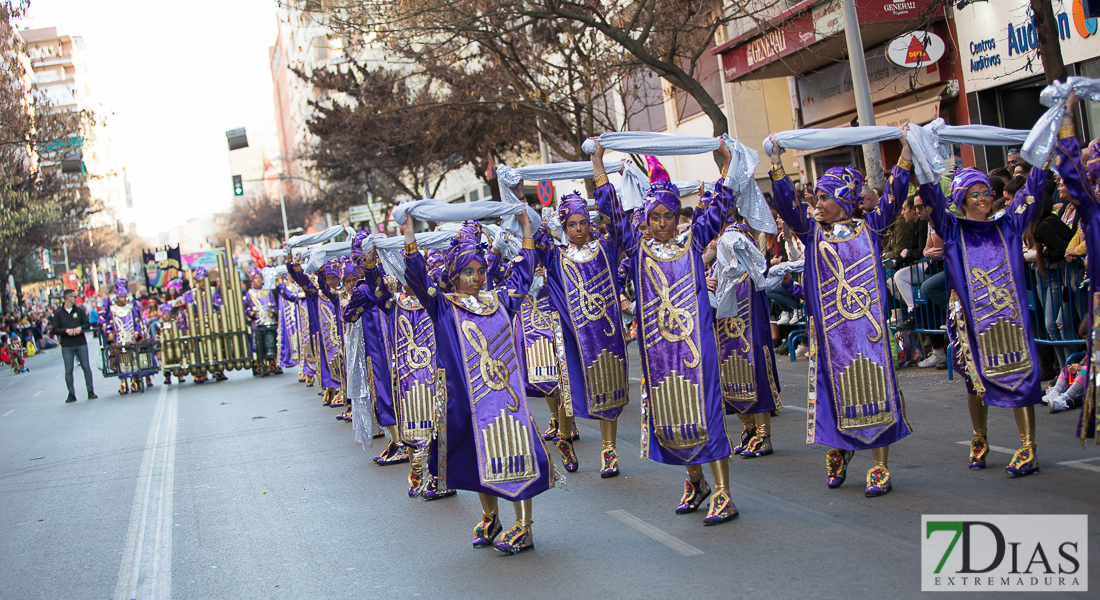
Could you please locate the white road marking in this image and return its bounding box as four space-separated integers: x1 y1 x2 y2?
606 509 704 557
32 390 43 397
782 405 807 413
956 441 1100 474
1 409 13 418
955 441 1016 455
1057 457 1100 473
113 386 178 600
54 374 60 380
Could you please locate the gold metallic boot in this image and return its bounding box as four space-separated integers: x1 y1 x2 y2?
865 446 892 497
494 499 534 555
742 413 773 459
732 413 755 455
967 393 989 469
704 457 739 525
675 465 711 514
1005 405 1039 476
599 419 619 478
472 494 502 548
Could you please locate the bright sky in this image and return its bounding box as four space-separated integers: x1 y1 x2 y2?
20 0 280 237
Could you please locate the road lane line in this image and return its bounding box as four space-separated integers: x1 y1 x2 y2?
957 441 1100 474
114 384 178 600
782 405 807 413
1 409 13 417
150 386 177 600
956 440 1016 455
32 390 43 397
606 510 704 556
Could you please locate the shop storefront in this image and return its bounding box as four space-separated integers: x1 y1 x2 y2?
954 0 1100 170
714 0 960 185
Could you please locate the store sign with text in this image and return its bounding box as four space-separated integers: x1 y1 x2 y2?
719 0 938 81
954 0 1100 93
922 515 1087 592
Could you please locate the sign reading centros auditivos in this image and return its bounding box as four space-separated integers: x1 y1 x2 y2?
922 515 1087 592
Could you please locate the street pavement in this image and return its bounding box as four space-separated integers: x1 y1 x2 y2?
0 338 1097 600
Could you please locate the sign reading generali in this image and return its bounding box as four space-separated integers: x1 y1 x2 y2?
954 0 1100 93
719 0 938 81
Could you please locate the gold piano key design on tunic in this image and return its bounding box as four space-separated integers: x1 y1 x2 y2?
399 380 435 444
587 349 629 413
525 337 560 384
836 354 894 431
720 354 755 403
650 370 708 450
977 317 1031 377
482 408 536 483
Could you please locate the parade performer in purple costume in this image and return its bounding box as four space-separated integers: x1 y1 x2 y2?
162 278 185 385
592 140 740 524
534 191 630 477
275 273 302 375
288 259 337 403
767 131 913 497
103 277 148 394
912 139 1047 476
345 243 406 463
1048 90 1100 445
354 242 453 496
402 211 551 555
242 266 283 377
319 258 349 408
714 221 783 459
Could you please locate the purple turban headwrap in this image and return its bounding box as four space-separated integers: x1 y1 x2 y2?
114 277 128 295
643 155 680 223
558 191 588 223
194 267 208 280
1086 140 1100 193
166 278 183 291
324 258 341 278
426 248 445 272
949 167 993 212
352 230 370 257
445 221 488 283
815 166 864 216
631 208 646 230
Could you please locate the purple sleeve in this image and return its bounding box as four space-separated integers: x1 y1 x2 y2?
288 263 318 296
692 182 730 253
404 250 441 319
918 178 951 238
1006 161 1051 235
343 283 370 323
498 248 535 314
867 165 910 235
1054 135 1096 211
595 181 640 257
362 262 392 308
782 277 804 299
770 168 814 241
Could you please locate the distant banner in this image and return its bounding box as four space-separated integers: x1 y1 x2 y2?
181 250 222 269
143 245 181 290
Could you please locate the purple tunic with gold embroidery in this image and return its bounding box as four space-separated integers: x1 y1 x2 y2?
276 280 300 368
717 273 782 415
513 287 560 398
1053 135 1099 441
289 264 332 387
535 229 630 421
596 180 731 465
918 165 1046 408
772 165 913 451
406 248 551 501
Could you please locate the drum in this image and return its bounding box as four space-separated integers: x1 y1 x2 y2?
255 324 279 360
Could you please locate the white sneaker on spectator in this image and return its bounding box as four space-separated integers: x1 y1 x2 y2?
795 344 809 357
1048 395 1070 413
777 312 791 325
792 309 803 323
918 349 946 368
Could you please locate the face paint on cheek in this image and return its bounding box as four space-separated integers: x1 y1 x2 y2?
459 273 479 288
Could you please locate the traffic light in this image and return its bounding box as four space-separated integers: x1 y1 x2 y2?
232 175 243 196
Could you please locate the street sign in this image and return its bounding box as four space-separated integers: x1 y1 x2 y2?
348 204 373 224
886 31 945 68
537 180 554 207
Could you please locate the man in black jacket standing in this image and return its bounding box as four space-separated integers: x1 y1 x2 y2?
50 290 97 403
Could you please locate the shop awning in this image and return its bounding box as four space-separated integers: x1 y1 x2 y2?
714 0 942 82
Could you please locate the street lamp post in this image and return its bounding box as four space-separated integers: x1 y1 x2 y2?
841 0 885 191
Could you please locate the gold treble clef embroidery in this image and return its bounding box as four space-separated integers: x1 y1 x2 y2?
721 316 749 348
970 265 1018 320
563 260 616 336
398 314 431 370
526 296 553 330
643 259 701 368
461 321 520 412
818 241 883 343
